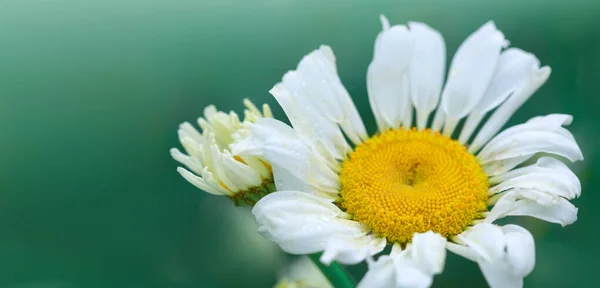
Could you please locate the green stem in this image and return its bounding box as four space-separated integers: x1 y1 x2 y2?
309 253 355 288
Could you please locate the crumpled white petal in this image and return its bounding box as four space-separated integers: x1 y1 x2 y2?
488 157 581 199
253 191 385 265
367 15 415 131
408 22 446 130
486 189 578 226
484 156 580 226
231 118 340 196
358 232 446 288
292 45 368 145
447 223 535 288
478 114 583 176
458 48 540 144
469 66 551 153
440 21 508 136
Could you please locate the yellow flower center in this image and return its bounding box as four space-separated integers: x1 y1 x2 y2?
340 128 489 243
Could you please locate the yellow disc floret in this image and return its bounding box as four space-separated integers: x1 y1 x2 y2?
340 128 489 243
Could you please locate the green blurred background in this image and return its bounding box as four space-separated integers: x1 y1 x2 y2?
1 0 598 287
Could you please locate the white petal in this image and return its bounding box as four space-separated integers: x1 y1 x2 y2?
409 231 447 274
358 254 396 288
478 114 583 167
176 167 227 196
239 155 271 179
178 122 204 145
478 225 533 288
489 157 581 199
393 232 447 287
208 139 241 192
367 16 414 131
456 223 505 262
441 21 507 134
394 264 433 288
478 261 523 288
408 22 446 130
253 191 383 264
458 49 539 144
170 147 203 175
445 242 478 262
321 234 387 265
221 151 262 189
469 66 551 153
359 233 446 288
294 46 368 145
500 225 535 277
478 49 540 114
492 155 577 183
232 119 340 194
273 72 350 163
200 167 233 195
448 223 535 288
486 190 578 226
271 164 317 195
177 133 204 160
488 168 580 200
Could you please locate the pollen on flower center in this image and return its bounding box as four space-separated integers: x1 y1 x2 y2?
340 128 489 243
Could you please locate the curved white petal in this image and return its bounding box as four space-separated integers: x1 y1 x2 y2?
176 167 223 196
478 114 583 170
488 157 581 199
294 45 368 145
486 190 578 226
171 147 203 175
253 191 384 265
441 21 507 136
408 22 446 130
358 232 446 288
367 15 415 131
458 48 540 144
273 71 350 164
179 121 204 145
231 118 340 195
469 66 551 153
447 223 535 288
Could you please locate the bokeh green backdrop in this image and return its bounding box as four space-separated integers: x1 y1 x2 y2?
1 0 598 287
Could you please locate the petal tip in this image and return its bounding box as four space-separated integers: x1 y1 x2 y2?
379 15 391 30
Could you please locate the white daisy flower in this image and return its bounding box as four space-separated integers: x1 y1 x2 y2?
171 99 276 206
232 15 583 288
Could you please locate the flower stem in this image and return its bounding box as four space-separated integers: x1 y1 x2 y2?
309 253 355 288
